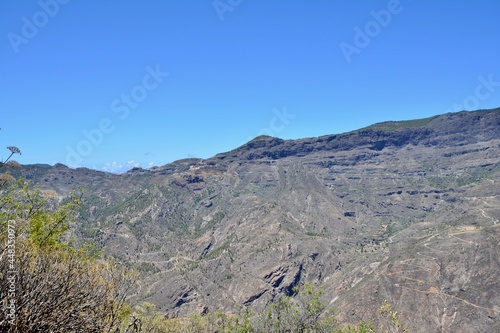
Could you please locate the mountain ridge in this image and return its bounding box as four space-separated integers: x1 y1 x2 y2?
20 107 499 175
211 108 500 163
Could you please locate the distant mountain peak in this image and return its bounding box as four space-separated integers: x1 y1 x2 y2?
250 135 280 142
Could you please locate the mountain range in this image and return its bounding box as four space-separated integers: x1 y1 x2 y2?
4 108 500 332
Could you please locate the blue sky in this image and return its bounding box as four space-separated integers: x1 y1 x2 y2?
1 1 500 173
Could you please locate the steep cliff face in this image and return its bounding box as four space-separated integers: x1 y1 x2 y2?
5 108 500 332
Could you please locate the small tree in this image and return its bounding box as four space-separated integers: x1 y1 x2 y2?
378 300 409 333
251 284 339 333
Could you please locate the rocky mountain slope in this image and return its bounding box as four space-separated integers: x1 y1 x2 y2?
4 108 500 332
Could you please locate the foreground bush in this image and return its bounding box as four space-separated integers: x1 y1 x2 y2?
0 180 133 332
0 243 132 332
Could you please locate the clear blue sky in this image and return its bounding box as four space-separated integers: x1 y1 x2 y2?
1 1 500 173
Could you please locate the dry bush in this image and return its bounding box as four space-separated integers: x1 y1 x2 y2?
0 243 132 332
0 180 134 333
